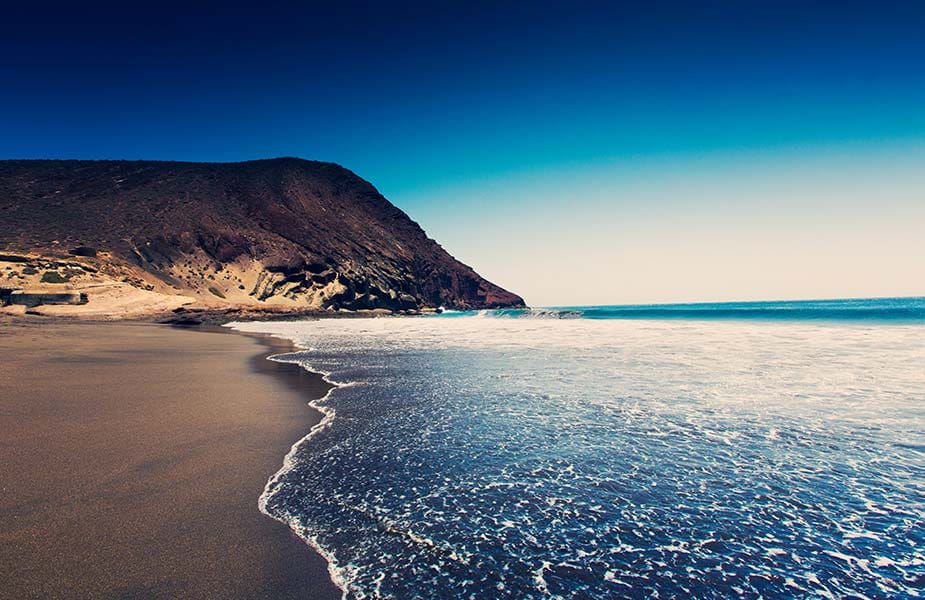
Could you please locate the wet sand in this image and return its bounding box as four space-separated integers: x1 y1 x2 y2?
0 321 341 599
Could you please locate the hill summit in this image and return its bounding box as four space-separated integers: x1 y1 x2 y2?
0 158 524 315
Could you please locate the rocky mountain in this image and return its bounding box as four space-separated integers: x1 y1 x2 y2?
0 158 524 312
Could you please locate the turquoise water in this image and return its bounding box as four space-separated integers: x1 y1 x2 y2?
232 297 925 599
452 296 925 323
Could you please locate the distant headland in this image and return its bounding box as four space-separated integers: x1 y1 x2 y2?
0 158 524 320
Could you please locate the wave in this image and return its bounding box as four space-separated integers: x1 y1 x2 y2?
228 314 925 599
473 308 583 319
440 297 925 323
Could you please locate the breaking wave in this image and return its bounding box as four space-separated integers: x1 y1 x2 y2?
443 297 925 322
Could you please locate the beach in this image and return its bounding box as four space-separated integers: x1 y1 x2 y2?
0 321 340 599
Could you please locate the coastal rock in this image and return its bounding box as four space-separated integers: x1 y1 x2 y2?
0 158 525 311
69 246 98 258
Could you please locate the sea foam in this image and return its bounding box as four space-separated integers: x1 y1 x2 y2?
230 307 924 599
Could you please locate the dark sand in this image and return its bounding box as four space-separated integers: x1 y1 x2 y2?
0 322 341 600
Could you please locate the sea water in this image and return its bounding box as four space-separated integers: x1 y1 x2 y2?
230 298 925 599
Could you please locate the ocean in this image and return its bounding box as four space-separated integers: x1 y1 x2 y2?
229 297 925 599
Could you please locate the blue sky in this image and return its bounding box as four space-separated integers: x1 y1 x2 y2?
2 1 924 303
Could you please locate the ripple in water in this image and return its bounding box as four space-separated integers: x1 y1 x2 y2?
231 316 925 599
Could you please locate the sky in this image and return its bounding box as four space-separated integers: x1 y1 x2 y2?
2 1 924 305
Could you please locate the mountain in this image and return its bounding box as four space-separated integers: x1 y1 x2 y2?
0 158 524 313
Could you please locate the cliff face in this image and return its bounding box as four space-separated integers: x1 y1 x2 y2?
0 158 524 311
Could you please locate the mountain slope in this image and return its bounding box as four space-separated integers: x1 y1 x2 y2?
0 158 524 312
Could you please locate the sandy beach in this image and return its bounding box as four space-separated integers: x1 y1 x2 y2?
0 321 340 599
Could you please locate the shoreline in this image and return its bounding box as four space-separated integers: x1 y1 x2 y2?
0 321 342 599
230 326 350 597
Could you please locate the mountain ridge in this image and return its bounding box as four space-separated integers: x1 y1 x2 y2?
0 158 524 314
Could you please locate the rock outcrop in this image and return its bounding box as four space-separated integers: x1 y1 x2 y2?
8 291 87 307
0 158 524 312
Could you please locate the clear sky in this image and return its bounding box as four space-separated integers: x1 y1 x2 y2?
3 1 924 305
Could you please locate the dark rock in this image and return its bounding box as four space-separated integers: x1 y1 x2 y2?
162 316 203 326
263 252 306 274
69 246 97 257
9 291 84 307
397 293 419 309
40 271 69 284
311 270 336 285
172 306 204 313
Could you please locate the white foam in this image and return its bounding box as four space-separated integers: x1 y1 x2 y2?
225 325 353 598
226 316 925 598
532 561 552 594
